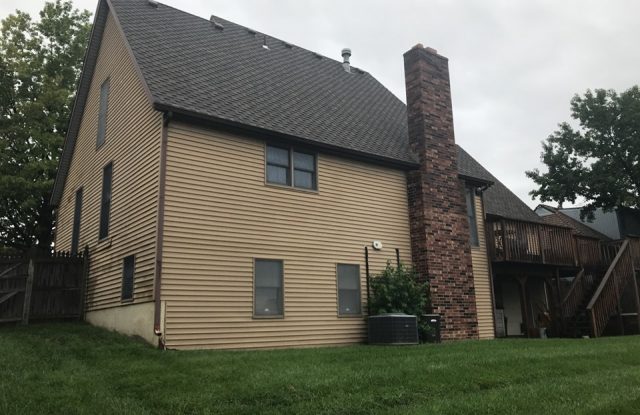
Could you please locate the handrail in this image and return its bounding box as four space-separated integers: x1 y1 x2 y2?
586 239 635 337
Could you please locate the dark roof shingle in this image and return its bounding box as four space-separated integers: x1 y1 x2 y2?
52 0 542 224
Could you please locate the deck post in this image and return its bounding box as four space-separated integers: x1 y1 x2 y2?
632 268 640 333
516 275 531 338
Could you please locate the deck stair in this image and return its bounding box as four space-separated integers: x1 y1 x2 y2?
560 237 640 338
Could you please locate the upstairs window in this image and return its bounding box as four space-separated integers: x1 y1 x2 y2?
466 187 479 247
99 162 113 240
337 264 361 316
97 78 110 148
266 145 317 190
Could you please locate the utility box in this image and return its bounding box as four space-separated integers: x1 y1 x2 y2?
423 313 442 343
368 313 418 345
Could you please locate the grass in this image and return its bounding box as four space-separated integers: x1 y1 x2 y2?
1 323 640 414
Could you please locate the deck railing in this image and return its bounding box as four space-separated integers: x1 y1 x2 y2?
487 218 576 266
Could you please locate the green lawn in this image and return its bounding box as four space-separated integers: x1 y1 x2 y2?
1 323 640 414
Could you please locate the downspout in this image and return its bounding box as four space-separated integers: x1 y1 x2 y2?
153 111 172 348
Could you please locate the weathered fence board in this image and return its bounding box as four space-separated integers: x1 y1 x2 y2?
0 248 88 324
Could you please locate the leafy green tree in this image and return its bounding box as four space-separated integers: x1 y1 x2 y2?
527 86 640 219
0 1 91 252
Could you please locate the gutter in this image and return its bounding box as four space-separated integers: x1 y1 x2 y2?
153 111 172 348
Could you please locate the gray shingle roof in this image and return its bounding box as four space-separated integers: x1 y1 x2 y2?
110 0 415 165
52 0 542 224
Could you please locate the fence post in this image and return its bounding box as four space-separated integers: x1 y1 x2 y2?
21 259 35 325
79 246 90 320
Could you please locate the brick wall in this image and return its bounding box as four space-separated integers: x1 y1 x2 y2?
404 44 479 340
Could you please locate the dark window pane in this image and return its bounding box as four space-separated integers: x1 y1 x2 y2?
71 188 83 255
255 260 283 316
121 255 135 301
97 79 109 147
99 163 112 239
294 170 314 189
267 165 289 185
266 146 289 166
466 188 479 246
338 289 361 315
293 151 314 171
337 264 361 315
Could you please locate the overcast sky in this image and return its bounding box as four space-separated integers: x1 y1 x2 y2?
3 1 639 208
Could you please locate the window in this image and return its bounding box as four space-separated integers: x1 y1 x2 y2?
266 145 316 190
337 264 361 315
466 187 479 247
71 188 83 255
266 146 290 185
99 163 113 240
97 79 110 147
254 259 283 317
121 255 135 301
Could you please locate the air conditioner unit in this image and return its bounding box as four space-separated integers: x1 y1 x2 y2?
368 313 418 345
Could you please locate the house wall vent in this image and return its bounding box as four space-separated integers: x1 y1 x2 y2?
148 0 159 8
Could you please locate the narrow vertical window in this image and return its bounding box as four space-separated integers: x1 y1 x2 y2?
266 146 290 185
71 188 83 255
97 79 110 148
99 163 113 240
466 187 479 247
254 259 283 317
293 151 316 189
337 264 361 315
121 255 135 301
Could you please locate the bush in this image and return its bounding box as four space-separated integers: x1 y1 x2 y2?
368 263 429 317
369 263 432 342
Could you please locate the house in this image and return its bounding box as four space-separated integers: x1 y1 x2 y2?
536 205 640 240
51 0 640 349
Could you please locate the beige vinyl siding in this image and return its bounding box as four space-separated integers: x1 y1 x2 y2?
55 12 162 311
162 122 412 349
471 194 495 339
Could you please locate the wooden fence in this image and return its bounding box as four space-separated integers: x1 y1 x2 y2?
0 248 88 324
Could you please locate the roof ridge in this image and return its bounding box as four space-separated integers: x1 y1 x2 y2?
145 1 365 73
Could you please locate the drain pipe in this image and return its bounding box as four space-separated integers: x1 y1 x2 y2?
153 111 172 349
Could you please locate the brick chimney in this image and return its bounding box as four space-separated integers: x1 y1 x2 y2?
404 44 479 340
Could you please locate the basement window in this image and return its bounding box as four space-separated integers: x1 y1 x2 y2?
337 264 361 316
266 145 317 190
466 187 479 247
254 259 284 317
121 255 135 301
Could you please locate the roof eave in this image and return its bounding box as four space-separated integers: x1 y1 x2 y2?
154 102 422 171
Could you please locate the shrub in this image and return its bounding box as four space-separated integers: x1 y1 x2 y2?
368 263 429 317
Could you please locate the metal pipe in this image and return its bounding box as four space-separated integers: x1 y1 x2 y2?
365 246 371 313
395 248 401 268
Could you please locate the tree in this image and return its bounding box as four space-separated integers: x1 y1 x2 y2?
0 1 91 252
526 86 640 219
